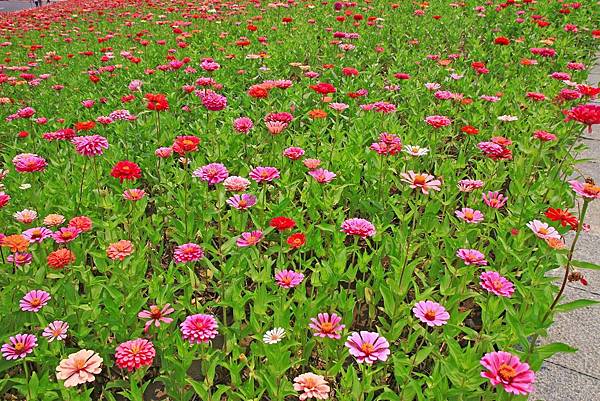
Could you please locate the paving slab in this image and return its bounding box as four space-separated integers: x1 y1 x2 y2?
532 362 600 401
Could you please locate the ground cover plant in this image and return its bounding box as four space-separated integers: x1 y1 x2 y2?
0 0 599 399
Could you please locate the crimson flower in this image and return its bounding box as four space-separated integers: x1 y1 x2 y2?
545 208 578 230
111 161 141 183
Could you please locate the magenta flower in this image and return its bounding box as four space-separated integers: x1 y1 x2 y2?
482 191 508 208
456 249 488 266
344 331 390 364
283 147 305 160
193 163 229 185
341 218 376 238
12 153 47 173
233 117 254 134
481 351 535 395
412 300 450 327
42 321 69 342
480 271 515 297
249 166 280 183
71 135 109 157
275 269 304 288
7 252 32 267
138 304 175 332
455 208 484 224
425 115 452 128
309 169 336 184
20 290 51 312
226 194 257 210
309 313 345 339
173 243 204 264
199 90 227 111
22 227 53 243
52 226 80 244
237 230 263 247
568 180 600 200
1 334 37 360
180 314 218 344
114 338 155 371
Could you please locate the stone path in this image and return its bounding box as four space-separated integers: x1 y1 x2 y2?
533 55 600 400
0 0 55 13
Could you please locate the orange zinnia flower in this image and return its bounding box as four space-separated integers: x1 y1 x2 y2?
1 234 29 253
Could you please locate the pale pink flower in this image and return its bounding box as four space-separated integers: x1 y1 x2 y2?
400 171 442 194
14 209 37 224
56 349 103 387
455 208 484 224
412 300 450 327
526 220 561 240
155 147 173 158
123 188 146 201
293 373 330 400
309 168 336 183
223 176 251 192
458 179 484 192
42 321 69 342
265 120 288 135
226 194 257 210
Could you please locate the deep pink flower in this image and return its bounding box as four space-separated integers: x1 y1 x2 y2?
275 269 304 288
249 166 280 183
71 135 109 156
563 104 600 133
482 191 508 208
425 115 452 128
12 153 47 173
199 90 227 111
480 271 515 297
233 117 254 134
481 351 535 395
456 249 487 266
115 338 155 371
236 230 263 247
52 226 80 243
568 180 600 200
22 227 52 243
173 243 204 263
412 300 450 327
138 304 175 332
1 334 37 360
309 168 336 183
180 314 218 344
345 331 390 364
309 313 345 339
341 218 376 238
20 290 51 312
283 147 305 160
193 163 229 185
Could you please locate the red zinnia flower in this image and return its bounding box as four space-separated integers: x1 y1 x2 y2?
172 135 200 155
270 217 296 232
545 208 578 230
309 82 336 95
145 93 169 111
74 121 96 131
461 125 479 135
287 233 306 249
111 161 141 183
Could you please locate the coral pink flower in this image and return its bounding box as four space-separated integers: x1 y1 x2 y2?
456 249 487 266
22 227 52 243
482 191 508 208
480 271 515 297
233 117 254 134
265 120 288 135
71 135 109 156
568 180 600 200
69 216 93 232
223 176 251 192
480 351 535 395
413 300 450 326
106 240 134 261
425 115 452 128
303 159 321 169
123 188 146 201
533 130 557 142
293 373 330 400
114 338 155 371
345 331 390 364
56 349 103 387
526 220 561 240
173 243 204 263
180 314 218 344
52 226 80 243
341 218 376 238
138 304 174 332
226 194 257 210
400 171 442 194
155 147 173 158
309 168 336 183
193 163 229 185
42 321 69 342
1 334 37 360
236 230 263 247
275 269 304 288
249 166 280 183
20 290 51 312
309 313 345 339
455 208 484 224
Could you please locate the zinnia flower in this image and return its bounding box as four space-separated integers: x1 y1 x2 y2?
180 314 218 344
20 290 51 312
123 189 146 201
568 179 600 200
193 163 229 185
412 300 450 326
52 227 80 243
23 227 52 243
456 249 488 266
223 176 251 192
455 208 484 224
309 169 336 184
43 214 65 227
293 373 330 400
107 240 134 261
1 234 29 253
269 217 296 231
114 338 155 371
173 243 204 263
111 160 141 183
138 304 175 332
71 135 109 156
47 248 76 269
400 171 442 194
236 230 263 247
56 349 103 387
480 271 515 297
1 334 37 360
526 220 561 240
482 191 508 208
480 351 535 395
275 269 304 288
425 115 452 128
263 327 286 344
42 321 69 342
340 218 376 238
344 331 390 364
226 194 257 210
249 166 280 183
287 233 306 249
309 313 345 339
12 153 47 173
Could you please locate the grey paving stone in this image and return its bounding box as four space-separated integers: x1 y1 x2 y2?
532 362 600 401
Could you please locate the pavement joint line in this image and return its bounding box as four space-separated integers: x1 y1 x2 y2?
580 136 600 142
565 284 600 298
544 359 600 382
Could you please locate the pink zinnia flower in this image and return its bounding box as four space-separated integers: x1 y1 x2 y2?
20 290 51 312
71 135 109 157
236 230 263 247
309 313 345 339
56 349 103 387
458 179 484 192
226 194 257 210
482 191 508 208
412 300 450 327
480 271 515 297
123 188 146 201
309 168 336 183
52 226 80 243
293 373 330 400
42 321 69 342
22 227 52 243
400 171 442 194
283 147 305 160
155 147 173 158
456 249 488 266
199 90 227 111
7 252 32 267
180 314 218 344
533 130 557 142
481 351 535 395
455 208 484 224
303 159 321 169
344 331 390 364
114 338 155 371
223 176 251 192
138 304 175 332
568 180 600 200
425 115 452 128
1 334 37 360
106 240 134 261
233 117 254 134
526 220 561 240
173 243 204 263
341 218 376 238
12 153 47 173
275 269 304 288
193 163 229 185
249 166 280 183
265 120 288 135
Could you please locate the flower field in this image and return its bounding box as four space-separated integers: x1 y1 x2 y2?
1 0 599 400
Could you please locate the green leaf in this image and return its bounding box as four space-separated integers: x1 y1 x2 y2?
571 260 600 271
536 342 577 360
555 299 599 313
